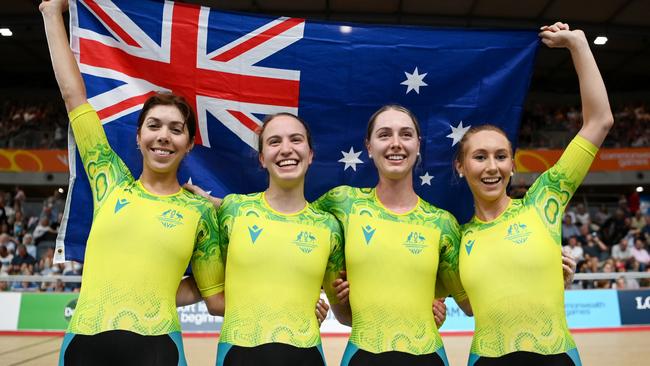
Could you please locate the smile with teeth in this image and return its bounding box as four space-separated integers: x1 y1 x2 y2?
151 148 173 156
277 159 298 167
481 177 502 184
386 154 406 161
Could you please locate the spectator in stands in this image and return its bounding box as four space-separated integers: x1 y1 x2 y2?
596 261 614 288
583 232 609 261
38 247 55 276
611 236 634 266
22 233 36 259
12 209 26 239
564 236 584 262
0 233 17 253
594 204 611 227
631 237 650 271
0 245 13 274
562 214 581 243
10 244 36 274
614 276 627 289
601 208 630 246
32 216 57 244
631 210 646 232
643 213 650 242
574 203 590 227
0 193 7 226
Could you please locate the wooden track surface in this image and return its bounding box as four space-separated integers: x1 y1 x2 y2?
1 331 648 365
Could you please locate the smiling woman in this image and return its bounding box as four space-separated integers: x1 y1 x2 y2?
40 0 223 365
454 22 614 366
206 112 346 366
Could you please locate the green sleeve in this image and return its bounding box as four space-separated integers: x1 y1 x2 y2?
191 201 224 297
312 186 352 226
526 135 598 241
322 215 345 305
217 194 237 264
69 103 132 214
434 212 467 303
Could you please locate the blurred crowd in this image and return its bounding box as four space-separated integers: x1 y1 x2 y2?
0 188 82 292
519 102 650 148
0 100 67 149
560 192 650 290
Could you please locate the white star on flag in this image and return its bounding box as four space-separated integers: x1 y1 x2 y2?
446 121 471 146
419 172 434 186
338 147 364 171
186 177 212 195
400 67 428 94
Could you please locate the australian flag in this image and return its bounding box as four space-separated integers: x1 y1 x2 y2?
56 0 539 262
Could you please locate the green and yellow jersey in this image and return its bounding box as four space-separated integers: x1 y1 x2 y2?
67 103 223 335
314 186 466 355
459 135 597 361
217 192 344 348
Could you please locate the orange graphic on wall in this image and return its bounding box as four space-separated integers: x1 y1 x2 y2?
515 148 650 172
0 150 68 173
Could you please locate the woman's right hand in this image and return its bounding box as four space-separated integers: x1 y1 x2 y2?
332 271 349 305
39 0 68 15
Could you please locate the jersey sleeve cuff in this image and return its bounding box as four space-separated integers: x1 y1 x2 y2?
199 283 224 298
572 134 598 157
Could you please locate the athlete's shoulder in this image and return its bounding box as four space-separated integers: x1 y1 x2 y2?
307 203 342 229
419 199 458 223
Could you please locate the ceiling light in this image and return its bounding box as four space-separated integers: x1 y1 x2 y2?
0 28 12 37
340 26 352 34
594 36 607 45
637 186 644 193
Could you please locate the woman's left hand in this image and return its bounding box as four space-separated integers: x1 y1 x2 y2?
539 22 587 51
183 183 223 209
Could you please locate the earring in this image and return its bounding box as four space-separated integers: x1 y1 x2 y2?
510 171 514 176
368 153 373 159
136 143 140 150
417 152 421 157
459 173 464 178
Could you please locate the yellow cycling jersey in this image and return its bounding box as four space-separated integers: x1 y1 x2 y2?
67 103 223 335
459 135 597 358
217 192 344 348
314 186 467 355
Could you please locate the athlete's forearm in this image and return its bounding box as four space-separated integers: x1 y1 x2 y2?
176 276 202 307
569 32 613 147
41 1 87 112
331 303 352 326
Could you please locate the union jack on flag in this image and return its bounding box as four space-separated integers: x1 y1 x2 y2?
57 0 540 262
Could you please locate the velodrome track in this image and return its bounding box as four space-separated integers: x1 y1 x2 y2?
2 328 649 365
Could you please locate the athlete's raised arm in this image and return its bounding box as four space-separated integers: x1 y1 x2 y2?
40 0 86 112
539 22 614 148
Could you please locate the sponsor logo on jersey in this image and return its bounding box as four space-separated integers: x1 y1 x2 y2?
293 231 318 253
158 209 184 228
465 239 475 255
404 231 427 254
505 222 531 244
464 229 475 255
248 225 263 244
114 198 130 213
362 225 376 245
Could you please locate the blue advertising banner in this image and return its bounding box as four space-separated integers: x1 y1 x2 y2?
565 289 621 328
177 303 223 332
617 289 650 325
